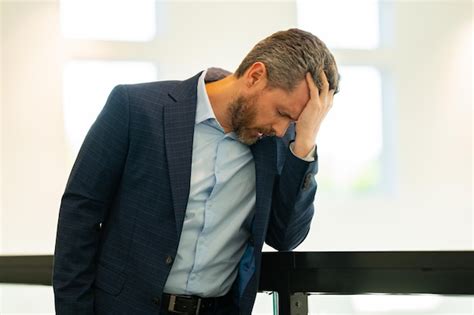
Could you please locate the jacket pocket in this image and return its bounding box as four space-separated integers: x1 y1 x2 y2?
94 262 126 296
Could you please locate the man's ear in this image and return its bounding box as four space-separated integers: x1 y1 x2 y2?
245 62 267 88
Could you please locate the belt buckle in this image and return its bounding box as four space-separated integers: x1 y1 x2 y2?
168 295 185 314
195 298 202 315
167 295 202 315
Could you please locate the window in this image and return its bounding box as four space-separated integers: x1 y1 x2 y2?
297 0 391 195
60 0 159 159
60 0 156 41
317 66 383 194
297 0 379 50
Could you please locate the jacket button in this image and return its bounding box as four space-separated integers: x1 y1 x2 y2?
303 173 313 190
152 297 160 305
165 255 174 265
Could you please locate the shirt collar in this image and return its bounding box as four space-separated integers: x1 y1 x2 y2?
195 70 218 125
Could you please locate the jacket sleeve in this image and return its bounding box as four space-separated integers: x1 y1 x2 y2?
52 85 130 314
265 140 318 251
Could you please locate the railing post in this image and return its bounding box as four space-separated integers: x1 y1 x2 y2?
272 291 308 315
290 292 308 315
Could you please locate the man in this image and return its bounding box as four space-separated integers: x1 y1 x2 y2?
53 28 339 315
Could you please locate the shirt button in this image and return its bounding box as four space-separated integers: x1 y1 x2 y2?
152 296 160 305
165 255 174 265
249 237 254 245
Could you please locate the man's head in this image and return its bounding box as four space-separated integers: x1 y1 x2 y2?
235 28 339 93
229 28 339 145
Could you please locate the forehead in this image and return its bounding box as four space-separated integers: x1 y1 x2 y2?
269 80 309 113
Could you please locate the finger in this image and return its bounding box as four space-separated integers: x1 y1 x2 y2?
328 89 335 109
318 70 330 100
305 72 319 99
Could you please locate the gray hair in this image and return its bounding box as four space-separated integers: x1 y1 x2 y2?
235 28 340 93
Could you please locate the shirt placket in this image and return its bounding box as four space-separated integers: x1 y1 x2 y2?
186 132 226 293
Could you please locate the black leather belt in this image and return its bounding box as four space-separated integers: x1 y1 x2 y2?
162 292 231 314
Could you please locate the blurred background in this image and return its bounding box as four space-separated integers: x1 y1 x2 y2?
0 0 472 314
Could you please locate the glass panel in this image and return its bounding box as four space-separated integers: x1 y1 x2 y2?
297 0 379 49
60 0 156 41
0 284 54 314
253 291 275 314
352 295 442 312
317 66 383 195
306 294 474 314
63 60 157 155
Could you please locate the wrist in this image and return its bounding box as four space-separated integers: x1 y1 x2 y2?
292 139 315 159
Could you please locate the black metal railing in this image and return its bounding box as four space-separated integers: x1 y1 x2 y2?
260 251 474 314
1 251 474 314
0 255 52 285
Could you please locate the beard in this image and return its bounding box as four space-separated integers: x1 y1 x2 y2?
227 93 274 145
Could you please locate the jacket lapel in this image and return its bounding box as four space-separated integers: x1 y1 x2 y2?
250 137 277 246
164 72 202 235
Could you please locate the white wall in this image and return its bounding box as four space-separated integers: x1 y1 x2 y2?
1 0 472 314
1 1 68 255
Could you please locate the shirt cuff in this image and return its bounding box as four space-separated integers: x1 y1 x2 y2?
289 142 316 162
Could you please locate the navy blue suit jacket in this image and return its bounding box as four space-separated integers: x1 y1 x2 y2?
53 71 318 314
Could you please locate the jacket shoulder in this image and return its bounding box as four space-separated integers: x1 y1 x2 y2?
122 80 180 109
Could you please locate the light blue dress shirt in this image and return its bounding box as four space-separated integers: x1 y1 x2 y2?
163 71 256 297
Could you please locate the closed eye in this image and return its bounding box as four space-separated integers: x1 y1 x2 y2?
278 110 296 121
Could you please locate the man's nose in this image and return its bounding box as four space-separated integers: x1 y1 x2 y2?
274 120 290 137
